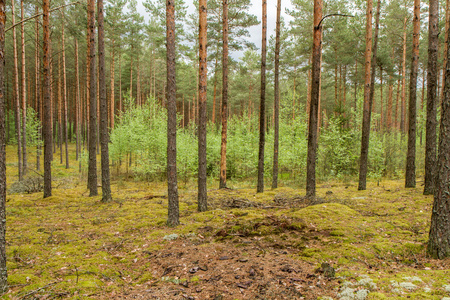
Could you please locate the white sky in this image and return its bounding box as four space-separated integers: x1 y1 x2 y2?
135 0 295 58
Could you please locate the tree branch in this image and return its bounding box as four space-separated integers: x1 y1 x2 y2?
315 13 354 29
6 1 81 32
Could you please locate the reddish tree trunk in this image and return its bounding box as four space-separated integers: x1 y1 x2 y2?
306 0 323 197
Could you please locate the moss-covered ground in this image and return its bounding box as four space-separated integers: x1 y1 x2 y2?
3 145 450 299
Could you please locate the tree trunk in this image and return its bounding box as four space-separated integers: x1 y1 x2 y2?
166 0 179 226
98 0 112 203
379 66 383 130
439 0 449 104
424 0 439 195
198 0 207 211
20 0 26 175
75 39 80 162
43 0 52 198
58 54 62 164
257 0 267 193
401 16 407 133
212 56 217 124
12 0 22 181
88 0 98 196
387 49 394 131
306 0 323 198
0 0 8 292
110 47 115 129
428 4 450 258
405 0 420 188
358 0 373 191
219 0 228 189
35 6 40 171
272 0 281 189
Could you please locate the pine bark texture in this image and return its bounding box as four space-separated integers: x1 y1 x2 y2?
405 0 420 188
11 0 22 181
257 0 267 193
166 0 179 227
98 0 112 203
20 0 26 175
198 0 207 211
62 11 69 169
306 0 322 198
424 0 439 195
401 17 407 133
43 0 52 198
358 0 373 191
0 0 7 292
428 11 450 259
219 0 228 189
272 0 281 189
88 0 98 196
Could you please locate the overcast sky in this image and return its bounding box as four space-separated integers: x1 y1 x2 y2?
135 0 295 58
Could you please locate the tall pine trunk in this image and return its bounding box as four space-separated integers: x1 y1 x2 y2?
272 0 281 189
198 0 207 211
219 0 228 189
358 0 373 191
424 0 439 195
43 0 52 198
88 0 98 196
405 0 421 188
428 4 450 258
400 16 407 133
62 10 69 169
98 0 112 203
0 0 7 291
11 0 22 181
35 6 40 171
20 0 26 175
306 0 323 198
166 0 179 226
257 0 267 193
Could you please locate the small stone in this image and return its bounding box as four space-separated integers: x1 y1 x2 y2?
218 256 231 260
400 282 417 291
189 267 199 274
238 258 248 262
195 287 202 293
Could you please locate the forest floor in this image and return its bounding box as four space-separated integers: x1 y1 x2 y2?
3 146 450 300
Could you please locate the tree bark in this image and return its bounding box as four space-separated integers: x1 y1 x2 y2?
12 0 22 181
387 49 394 131
98 0 112 203
35 5 40 171
88 0 98 196
43 0 52 198
110 46 115 129
272 0 281 189
198 0 207 211
20 0 26 175
166 0 179 226
400 16 407 133
62 10 68 169
424 0 439 195
358 0 373 191
219 0 228 189
405 0 420 188
306 0 323 198
0 0 8 292
428 4 450 258
257 0 267 193
75 39 80 162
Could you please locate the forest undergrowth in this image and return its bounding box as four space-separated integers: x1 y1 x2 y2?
3 145 450 300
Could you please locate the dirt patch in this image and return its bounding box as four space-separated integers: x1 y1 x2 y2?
109 237 339 300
